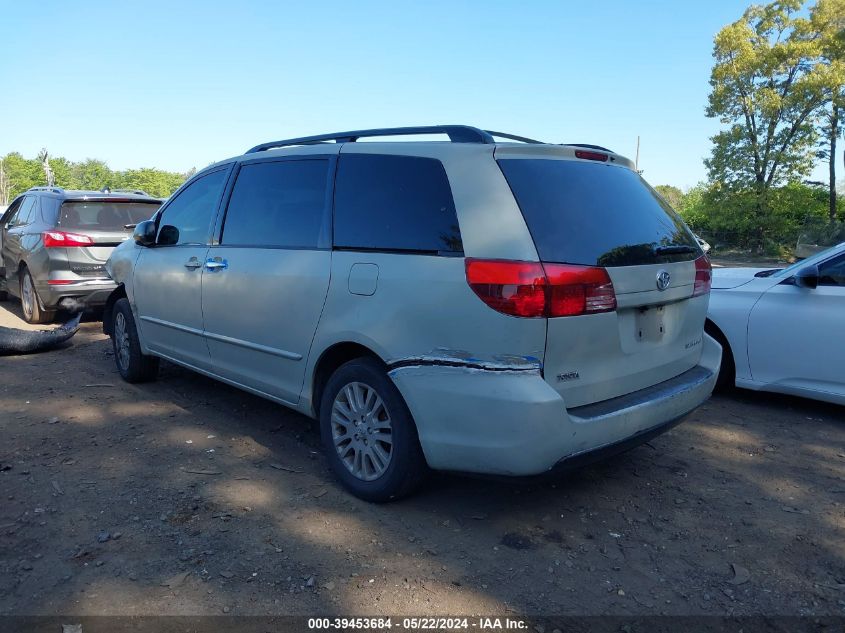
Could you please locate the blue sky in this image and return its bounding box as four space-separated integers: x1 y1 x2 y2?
0 0 789 189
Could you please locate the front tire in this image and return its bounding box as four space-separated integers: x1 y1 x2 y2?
319 357 428 502
111 298 159 383
20 267 55 324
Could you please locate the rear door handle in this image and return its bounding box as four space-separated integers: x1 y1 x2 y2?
184 258 202 270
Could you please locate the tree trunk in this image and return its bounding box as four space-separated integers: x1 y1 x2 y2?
753 176 767 252
830 105 839 224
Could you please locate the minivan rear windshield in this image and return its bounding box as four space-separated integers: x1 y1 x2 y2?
497 159 700 267
58 201 160 232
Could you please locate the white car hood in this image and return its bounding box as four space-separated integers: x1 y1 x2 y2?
711 267 781 289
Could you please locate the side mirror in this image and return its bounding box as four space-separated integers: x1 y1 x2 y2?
794 264 819 289
133 220 157 247
157 225 180 246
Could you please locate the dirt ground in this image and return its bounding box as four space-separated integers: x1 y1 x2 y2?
1 298 844 619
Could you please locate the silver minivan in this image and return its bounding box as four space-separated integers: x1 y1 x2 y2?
103 126 720 501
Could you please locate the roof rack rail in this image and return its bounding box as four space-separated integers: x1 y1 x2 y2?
27 186 64 194
246 125 502 153
485 130 543 144
101 187 151 196
565 143 613 152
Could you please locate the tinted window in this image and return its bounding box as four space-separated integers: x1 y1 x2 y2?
58 201 160 232
222 159 328 248
15 197 37 226
159 169 228 245
498 160 700 267
819 254 845 287
40 197 61 225
2 197 23 225
334 154 462 253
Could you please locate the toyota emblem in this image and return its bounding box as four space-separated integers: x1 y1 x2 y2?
656 270 671 291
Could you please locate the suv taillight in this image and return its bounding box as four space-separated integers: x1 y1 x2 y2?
692 255 712 297
465 259 617 318
43 231 94 248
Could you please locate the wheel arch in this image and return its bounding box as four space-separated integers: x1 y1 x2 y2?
310 341 386 418
102 285 128 336
705 317 736 387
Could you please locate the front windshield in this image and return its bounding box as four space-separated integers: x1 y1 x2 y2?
773 242 845 277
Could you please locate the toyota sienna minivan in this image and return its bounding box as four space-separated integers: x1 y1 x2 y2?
102 125 720 501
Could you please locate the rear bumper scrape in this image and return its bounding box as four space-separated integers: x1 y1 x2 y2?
389 335 721 476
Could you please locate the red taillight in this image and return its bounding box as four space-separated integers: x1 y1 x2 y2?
465 259 617 318
693 255 712 297
543 263 617 316
47 280 75 285
464 259 547 317
574 149 608 162
43 231 94 248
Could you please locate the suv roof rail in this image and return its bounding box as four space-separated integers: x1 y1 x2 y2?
485 130 543 144
27 186 64 194
101 187 151 196
245 125 540 153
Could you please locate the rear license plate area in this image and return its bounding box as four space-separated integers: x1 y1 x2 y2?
636 305 665 341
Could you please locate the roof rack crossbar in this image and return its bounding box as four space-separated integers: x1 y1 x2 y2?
246 125 497 153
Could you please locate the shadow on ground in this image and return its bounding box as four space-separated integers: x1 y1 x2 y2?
0 315 843 617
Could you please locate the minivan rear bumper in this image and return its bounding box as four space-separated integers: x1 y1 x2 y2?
389 334 721 476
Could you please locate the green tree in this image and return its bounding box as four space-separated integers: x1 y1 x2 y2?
115 168 186 198
705 0 830 248
653 184 684 210
811 0 845 222
69 159 114 191
0 151 188 201
677 183 710 230
1 152 44 198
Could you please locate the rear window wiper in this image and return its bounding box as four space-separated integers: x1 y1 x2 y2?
653 244 698 255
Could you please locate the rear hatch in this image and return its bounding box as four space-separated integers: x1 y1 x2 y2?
55 199 161 275
496 148 710 408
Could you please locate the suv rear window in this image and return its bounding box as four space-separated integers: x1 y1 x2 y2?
333 154 462 254
498 159 699 267
58 201 160 232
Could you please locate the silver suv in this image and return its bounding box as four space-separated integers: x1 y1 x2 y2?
103 126 720 501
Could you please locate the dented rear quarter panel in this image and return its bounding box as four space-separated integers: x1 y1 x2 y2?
302 249 548 415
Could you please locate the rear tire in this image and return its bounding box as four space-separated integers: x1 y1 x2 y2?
20 267 55 324
705 321 735 391
111 298 159 383
319 357 428 502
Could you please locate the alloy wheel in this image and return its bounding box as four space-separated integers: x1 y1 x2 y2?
113 312 131 371
21 274 34 321
330 381 394 481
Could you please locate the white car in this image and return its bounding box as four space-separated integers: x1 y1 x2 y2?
706 243 845 405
